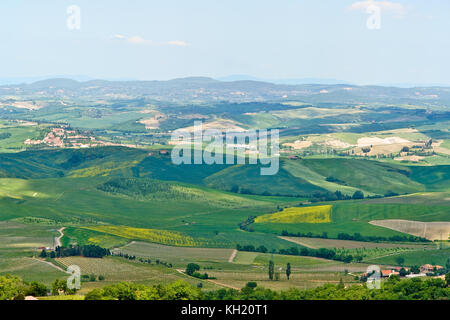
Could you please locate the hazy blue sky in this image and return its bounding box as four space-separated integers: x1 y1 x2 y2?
1 0 449 85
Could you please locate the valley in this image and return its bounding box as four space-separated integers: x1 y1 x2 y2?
0 79 448 300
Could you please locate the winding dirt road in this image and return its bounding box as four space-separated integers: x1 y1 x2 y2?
54 227 65 248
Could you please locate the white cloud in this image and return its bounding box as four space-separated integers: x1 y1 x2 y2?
349 1 408 17
127 35 151 45
167 40 190 47
111 35 189 47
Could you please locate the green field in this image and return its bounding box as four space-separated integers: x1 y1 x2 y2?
0 221 67 284
366 248 450 267
280 236 431 250
254 193 450 239
0 124 448 296
61 227 129 248
113 241 234 266
0 121 50 153
0 147 448 246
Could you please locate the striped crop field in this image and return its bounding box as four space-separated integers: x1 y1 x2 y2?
83 225 215 247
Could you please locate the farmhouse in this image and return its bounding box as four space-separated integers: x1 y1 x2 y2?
381 270 399 278
420 264 443 273
393 267 409 272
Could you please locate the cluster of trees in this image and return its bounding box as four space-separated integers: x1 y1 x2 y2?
0 275 78 300
236 244 268 253
50 279 77 296
229 184 254 195
309 190 392 202
84 280 203 300
97 178 200 201
281 230 330 239
325 176 347 185
267 261 291 281
229 185 367 200
238 216 256 232
40 245 110 259
278 247 359 263
185 263 214 280
310 190 366 202
229 185 402 202
0 132 11 140
98 178 173 198
236 244 358 263
2 274 449 300
82 276 450 300
280 230 429 243
81 274 105 282
0 275 48 300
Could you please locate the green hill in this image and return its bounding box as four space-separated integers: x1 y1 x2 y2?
299 158 426 195
1 148 448 197
204 163 325 196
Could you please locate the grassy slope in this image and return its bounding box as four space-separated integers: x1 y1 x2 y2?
1 147 448 195
300 158 425 195
282 160 364 195
0 123 49 153
409 165 450 191
0 176 303 249
0 221 67 284
0 147 448 246
204 163 325 196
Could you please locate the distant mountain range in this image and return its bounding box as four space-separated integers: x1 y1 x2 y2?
216 75 350 85
2 75 449 88
1 76 450 105
0 75 137 86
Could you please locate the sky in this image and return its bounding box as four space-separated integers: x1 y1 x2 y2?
1 0 449 85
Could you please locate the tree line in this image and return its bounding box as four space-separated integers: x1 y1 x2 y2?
85 275 450 300
236 244 359 263
1 273 448 300
39 245 110 259
280 230 430 243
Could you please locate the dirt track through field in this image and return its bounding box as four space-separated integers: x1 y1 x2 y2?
207 279 240 290
175 269 240 290
279 236 317 248
228 249 238 263
31 258 66 273
55 227 65 248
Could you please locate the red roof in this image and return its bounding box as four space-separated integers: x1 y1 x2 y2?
381 270 399 277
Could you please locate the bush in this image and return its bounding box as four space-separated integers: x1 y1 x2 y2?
384 190 399 197
352 191 364 199
185 263 200 276
25 281 48 297
0 275 24 300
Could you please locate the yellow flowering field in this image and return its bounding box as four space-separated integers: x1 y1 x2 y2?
255 205 332 224
83 225 210 247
